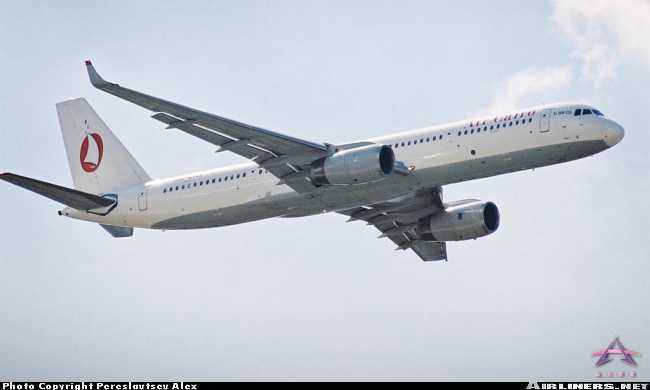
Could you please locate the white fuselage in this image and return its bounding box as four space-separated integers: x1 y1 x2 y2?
62 103 624 230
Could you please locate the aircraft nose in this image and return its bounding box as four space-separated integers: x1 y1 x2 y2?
603 120 625 147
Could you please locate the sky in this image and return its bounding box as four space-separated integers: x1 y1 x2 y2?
0 0 648 381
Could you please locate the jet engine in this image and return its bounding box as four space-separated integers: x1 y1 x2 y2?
310 144 395 186
416 201 500 241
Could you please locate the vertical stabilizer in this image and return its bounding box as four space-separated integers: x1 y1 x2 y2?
56 98 150 194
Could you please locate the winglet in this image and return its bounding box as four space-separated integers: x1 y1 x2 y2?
84 60 112 88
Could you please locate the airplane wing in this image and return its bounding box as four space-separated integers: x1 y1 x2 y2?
100 224 133 238
339 187 448 262
85 61 329 192
0 172 115 211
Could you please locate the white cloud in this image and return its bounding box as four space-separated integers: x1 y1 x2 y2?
479 65 572 115
550 0 650 86
480 0 650 115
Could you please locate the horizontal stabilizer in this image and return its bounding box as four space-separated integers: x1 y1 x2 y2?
100 224 133 238
0 172 115 210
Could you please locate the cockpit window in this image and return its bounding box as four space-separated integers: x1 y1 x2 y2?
575 108 604 116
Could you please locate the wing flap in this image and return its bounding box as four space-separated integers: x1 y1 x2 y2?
100 224 133 238
338 187 448 262
85 61 328 161
86 60 328 192
0 172 115 210
152 113 235 147
409 240 447 262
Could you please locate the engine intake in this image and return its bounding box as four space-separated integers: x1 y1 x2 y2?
311 144 395 186
417 201 500 241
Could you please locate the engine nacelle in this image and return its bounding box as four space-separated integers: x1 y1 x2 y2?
417 201 500 241
310 145 395 186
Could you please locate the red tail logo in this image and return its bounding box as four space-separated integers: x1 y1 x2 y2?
80 133 104 173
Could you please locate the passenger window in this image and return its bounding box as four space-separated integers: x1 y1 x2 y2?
420 138 424 143
458 131 461 136
163 189 166 193
529 118 532 123
439 135 443 140
224 177 228 181
401 142 405 147
212 179 216 184
464 130 468 135
458 213 463 220
219 178 222 182
394 143 398 148
407 141 411 146
236 174 240 179
471 129 474 134
182 185 185 189
175 186 179 191
243 173 246 178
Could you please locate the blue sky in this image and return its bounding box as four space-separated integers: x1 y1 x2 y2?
0 0 648 381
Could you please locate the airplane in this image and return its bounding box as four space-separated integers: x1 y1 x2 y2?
0 61 625 262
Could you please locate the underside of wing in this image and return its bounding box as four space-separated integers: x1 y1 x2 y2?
100 224 133 238
85 61 329 192
339 187 448 262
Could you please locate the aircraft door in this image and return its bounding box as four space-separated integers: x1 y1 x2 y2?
539 109 551 133
138 189 148 211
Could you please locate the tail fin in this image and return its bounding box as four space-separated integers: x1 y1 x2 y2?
56 98 150 194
